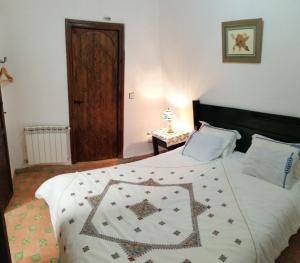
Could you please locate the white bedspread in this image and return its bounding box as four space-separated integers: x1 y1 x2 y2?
36 149 300 263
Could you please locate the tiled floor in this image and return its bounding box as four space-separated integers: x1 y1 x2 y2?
5 169 60 263
5 157 147 263
4 157 300 263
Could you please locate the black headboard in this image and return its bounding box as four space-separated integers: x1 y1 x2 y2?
193 100 300 153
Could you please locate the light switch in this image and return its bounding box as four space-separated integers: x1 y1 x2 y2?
129 92 135 99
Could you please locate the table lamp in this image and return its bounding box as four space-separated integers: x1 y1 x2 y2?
163 108 174 133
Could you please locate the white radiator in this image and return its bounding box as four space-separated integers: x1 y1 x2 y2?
24 126 71 165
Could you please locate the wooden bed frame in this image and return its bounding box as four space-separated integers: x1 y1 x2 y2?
193 100 300 153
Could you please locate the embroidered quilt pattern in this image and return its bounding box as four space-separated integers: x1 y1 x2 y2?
80 179 207 259
52 162 257 263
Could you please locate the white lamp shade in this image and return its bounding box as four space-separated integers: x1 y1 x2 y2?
163 109 174 120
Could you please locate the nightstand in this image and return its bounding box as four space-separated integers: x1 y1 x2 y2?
152 128 190 155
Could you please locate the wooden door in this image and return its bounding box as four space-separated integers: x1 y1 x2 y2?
0 89 13 209
66 20 124 163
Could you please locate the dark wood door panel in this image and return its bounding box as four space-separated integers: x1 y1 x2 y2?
0 91 12 263
0 132 12 206
0 90 13 209
71 28 118 161
66 20 124 163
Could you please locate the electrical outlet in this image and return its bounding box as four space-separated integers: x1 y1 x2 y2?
146 131 153 143
104 16 112 21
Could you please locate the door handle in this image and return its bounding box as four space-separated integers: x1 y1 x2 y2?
74 100 84 105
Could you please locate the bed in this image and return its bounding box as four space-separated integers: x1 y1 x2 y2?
36 101 300 263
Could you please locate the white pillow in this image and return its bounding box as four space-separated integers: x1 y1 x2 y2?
252 134 300 158
252 134 300 180
243 136 300 189
182 131 225 162
294 161 300 179
199 122 241 157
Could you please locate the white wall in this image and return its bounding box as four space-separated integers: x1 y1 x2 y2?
0 10 23 174
2 0 300 172
1 0 165 172
159 0 300 130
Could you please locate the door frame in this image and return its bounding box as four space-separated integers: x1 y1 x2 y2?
65 19 125 163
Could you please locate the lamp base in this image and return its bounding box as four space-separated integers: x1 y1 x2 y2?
167 121 174 133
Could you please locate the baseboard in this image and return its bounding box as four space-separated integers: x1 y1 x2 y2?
14 153 153 175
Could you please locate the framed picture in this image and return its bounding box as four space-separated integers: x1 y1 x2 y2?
222 18 263 63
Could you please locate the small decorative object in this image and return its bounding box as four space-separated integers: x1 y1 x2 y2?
0 67 14 85
163 108 174 133
222 18 263 63
0 57 13 86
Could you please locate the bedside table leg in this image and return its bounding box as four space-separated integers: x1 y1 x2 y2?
152 137 159 155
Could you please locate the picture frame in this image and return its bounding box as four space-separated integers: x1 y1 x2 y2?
222 18 263 63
